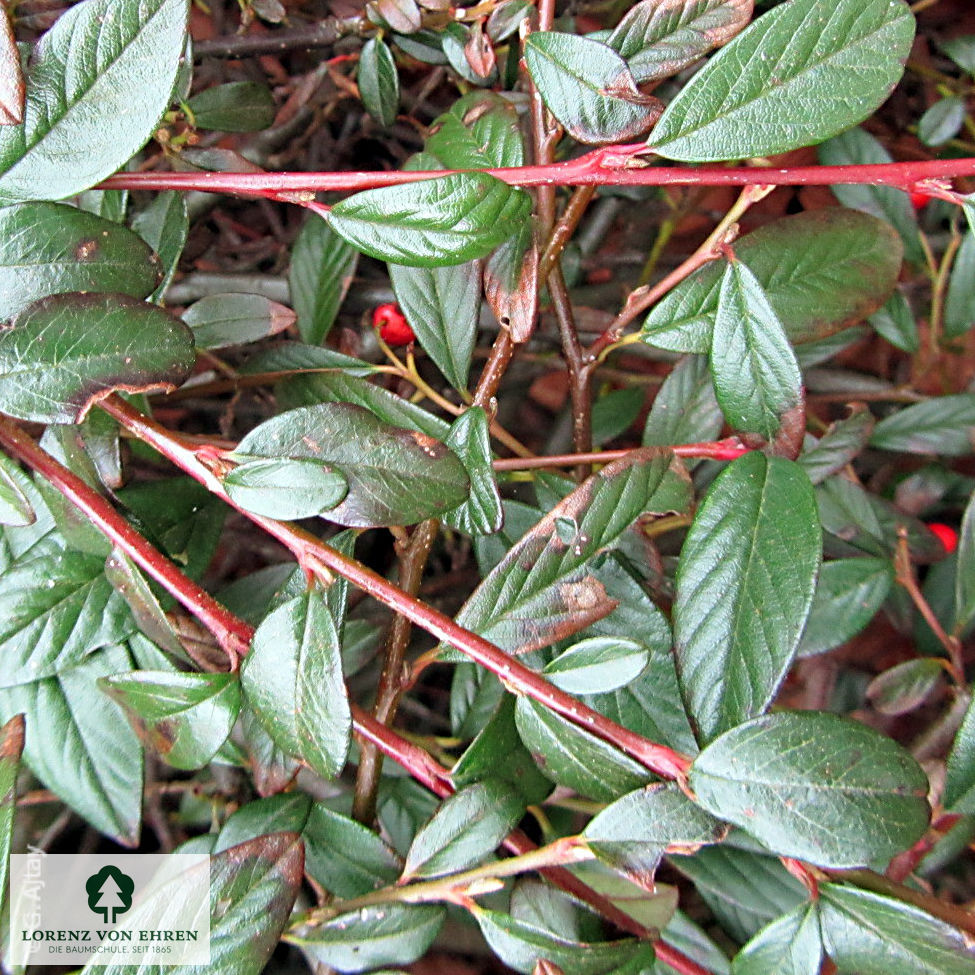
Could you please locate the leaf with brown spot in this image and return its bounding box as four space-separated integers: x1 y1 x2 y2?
484 221 539 344
0 5 23 125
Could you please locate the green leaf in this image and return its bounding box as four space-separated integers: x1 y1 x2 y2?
731 902 823 975
223 456 348 521
592 387 645 446
515 696 652 802
443 406 504 536
523 32 662 144
0 549 134 686
0 645 142 845
187 81 275 132
584 782 725 884
131 191 189 303
473 905 640 975
242 341 378 379
0 0 189 204
291 903 446 973
956 489 975 632
358 37 400 127
215 793 312 853
0 292 195 424
98 670 240 769
658 910 731 975
797 406 875 484
944 232 975 339
918 95 966 146
819 883 975 975
388 259 480 391
0 202 162 319
234 403 468 527
869 290 919 353
328 173 532 267
710 259 802 440
403 778 525 879
483 218 538 343
870 394 975 456
182 293 296 350
304 802 402 898
797 557 893 656
0 713 24 913
642 210 902 352
242 590 349 780
650 0 914 161
867 658 945 716
289 216 359 345
642 354 723 457
544 637 650 695
0 453 35 528
426 92 525 169
606 0 753 82
944 693 975 813
689 711 930 867
104 549 185 657
674 453 821 742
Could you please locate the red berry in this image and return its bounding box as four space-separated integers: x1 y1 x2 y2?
927 522 959 554
372 303 415 346
909 188 933 210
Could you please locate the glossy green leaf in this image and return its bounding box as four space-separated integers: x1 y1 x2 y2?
0 202 162 319
104 549 185 657
388 259 480 391
487 0 531 42
710 259 802 440
443 406 503 536
523 32 662 144
403 778 525 879
918 95 966 146
99 670 240 769
473 905 640 975
944 232 975 339
79 188 129 223
870 394 975 456
819 883 975 974
0 645 142 844
591 387 645 446
642 210 902 352
242 590 350 780
0 293 195 424
131 190 189 303
223 456 348 520
426 92 525 169
674 453 821 742
292 903 445 973
867 658 944 716
515 696 651 802
944 692 975 813
797 407 875 484
214 793 312 853
441 22 495 85
182 293 295 350
690 711 930 867
797 557 893 656
0 453 35 528
242 341 377 379
0 713 24 912
544 637 650 695
359 37 400 127
0 0 188 203
289 217 359 345
731 902 823 975
642 354 723 457
328 173 531 267
956 489 975 632
584 782 725 883
187 81 275 132
606 0 753 82
650 0 914 161
869 290 920 353
658 910 732 975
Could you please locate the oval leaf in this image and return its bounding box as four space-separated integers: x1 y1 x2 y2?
650 0 915 161
870 394 975 457
731 902 823 975
328 173 532 267
223 456 348 521
544 637 650 695
359 37 400 127
689 711 930 868
0 293 195 424
0 453 35 528
182 293 296 350
186 81 275 133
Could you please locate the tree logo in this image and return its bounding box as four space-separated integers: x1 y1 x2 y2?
85 866 134 924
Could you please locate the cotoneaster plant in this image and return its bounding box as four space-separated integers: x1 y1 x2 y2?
0 0 974 972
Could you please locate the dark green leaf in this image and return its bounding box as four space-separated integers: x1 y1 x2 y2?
870 394 975 456
918 96 966 146
797 406 875 484
689 711 930 867
0 453 35 528
944 232 975 339
592 387 645 446
235 403 467 527
0 293 195 424
403 778 525 879
223 456 348 520
426 92 525 169
869 290 919 352
487 0 531 42
0 713 24 911
289 217 359 345
658 910 731 975
731 902 823 975
443 406 503 536
242 342 378 379
710 259 802 439
606 0 753 82
544 637 649 695
642 354 723 457
0 202 161 319
819 883 975 975
674 453 821 742
215 793 312 853
944 692 975 813
104 549 185 657
942 35 975 75
292 903 445 973
956 489 975 631
187 81 276 132
523 32 662 144
642 210 902 352
441 22 495 85
359 37 400 127
0 0 189 204
378 777 440 857
0 645 142 844
182 293 295 350
798 557 893 656
650 0 914 161
328 173 531 267
388 259 480 391
78 188 128 223
131 191 189 303
867 658 945 716
99 670 240 769
242 590 350 779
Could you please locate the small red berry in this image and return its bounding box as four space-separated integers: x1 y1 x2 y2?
927 522 959 554
909 188 933 210
372 303 415 346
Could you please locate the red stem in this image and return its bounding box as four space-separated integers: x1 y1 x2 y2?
493 438 750 471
